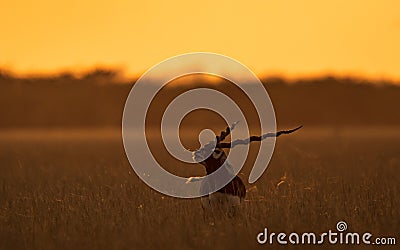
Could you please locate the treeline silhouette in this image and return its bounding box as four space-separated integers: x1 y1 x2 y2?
1 69 399 128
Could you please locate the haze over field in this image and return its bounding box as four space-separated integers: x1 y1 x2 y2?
1 70 399 129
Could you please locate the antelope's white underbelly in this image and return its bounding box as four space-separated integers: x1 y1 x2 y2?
201 192 241 211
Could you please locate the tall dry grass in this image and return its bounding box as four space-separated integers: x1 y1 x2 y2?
0 129 399 249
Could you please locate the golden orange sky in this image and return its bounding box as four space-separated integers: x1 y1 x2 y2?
1 0 399 80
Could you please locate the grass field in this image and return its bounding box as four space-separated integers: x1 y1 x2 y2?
0 128 399 249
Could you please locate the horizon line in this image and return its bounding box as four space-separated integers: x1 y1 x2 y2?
1 66 399 84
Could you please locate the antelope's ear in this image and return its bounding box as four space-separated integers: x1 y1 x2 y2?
212 149 223 159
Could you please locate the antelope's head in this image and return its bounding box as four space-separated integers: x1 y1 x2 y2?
192 122 239 174
193 145 228 174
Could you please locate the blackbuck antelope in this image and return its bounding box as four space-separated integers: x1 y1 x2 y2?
189 122 302 215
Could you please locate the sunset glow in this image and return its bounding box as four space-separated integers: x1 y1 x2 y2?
1 0 399 80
